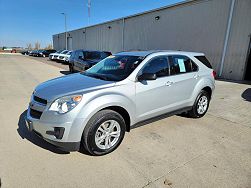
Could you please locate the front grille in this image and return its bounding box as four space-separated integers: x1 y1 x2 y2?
30 109 42 119
34 96 47 105
54 55 58 58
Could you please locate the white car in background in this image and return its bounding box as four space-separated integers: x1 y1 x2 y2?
57 51 72 63
49 50 68 60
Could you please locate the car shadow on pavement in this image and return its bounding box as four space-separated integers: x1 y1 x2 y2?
17 110 70 154
241 88 251 102
60 70 71 75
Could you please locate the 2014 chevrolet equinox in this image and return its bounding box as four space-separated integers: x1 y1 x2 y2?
26 51 215 155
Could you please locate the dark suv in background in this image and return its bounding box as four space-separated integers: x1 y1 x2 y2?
69 50 112 72
38 49 57 57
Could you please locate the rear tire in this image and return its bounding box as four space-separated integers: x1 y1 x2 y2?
188 90 210 118
81 110 126 156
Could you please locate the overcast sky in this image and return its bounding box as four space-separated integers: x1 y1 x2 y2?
0 0 182 48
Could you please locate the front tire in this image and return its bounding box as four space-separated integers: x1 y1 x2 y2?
69 64 74 73
81 110 126 156
188 90 210 118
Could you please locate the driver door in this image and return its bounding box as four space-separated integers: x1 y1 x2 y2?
135 56 171 121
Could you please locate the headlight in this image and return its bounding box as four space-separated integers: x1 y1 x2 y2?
49 95 82 114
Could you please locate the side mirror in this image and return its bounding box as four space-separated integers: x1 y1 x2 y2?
137 73 157 81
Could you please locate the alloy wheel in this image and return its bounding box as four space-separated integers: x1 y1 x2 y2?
95 120 121 150
197 95 208 114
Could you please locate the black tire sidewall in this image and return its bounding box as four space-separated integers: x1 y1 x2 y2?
69 64 73 72
84 110 126 155
192 91 210 118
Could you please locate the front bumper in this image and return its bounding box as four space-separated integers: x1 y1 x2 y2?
26 107 83 152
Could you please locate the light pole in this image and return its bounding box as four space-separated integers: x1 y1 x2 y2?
87 0 91 25
61 13 67 50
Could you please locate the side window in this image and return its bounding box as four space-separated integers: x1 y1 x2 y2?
194 56 212 68
74 51 79 59
85 52 101 60
191 61 198 72
142 56 169 77
78 51 84 59
170 55 198 75
70 51 75 58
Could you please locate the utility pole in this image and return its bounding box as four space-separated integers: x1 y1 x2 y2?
61 13 67 50
87 0 91 25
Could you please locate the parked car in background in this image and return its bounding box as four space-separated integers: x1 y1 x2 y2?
26 50 215 155
57 51 72 63
29 50 38 56
49 50 68 60
21 50 30 55
69 50 112 72
37 49 57 57
33 50 44 57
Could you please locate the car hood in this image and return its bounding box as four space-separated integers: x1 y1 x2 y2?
50 53 60 56
34 73 115 102
59 54 69 57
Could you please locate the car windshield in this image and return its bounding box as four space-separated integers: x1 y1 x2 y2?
61 50 69 54
82 55 144 81
56 50 63 53
66 51 72 55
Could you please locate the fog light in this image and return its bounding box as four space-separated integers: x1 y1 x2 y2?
54 127 65 139
46 127 65 139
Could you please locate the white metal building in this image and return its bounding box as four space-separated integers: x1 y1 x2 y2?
53 0 251 81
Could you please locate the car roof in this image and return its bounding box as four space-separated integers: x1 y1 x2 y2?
115 50 205 57
74 50 110 53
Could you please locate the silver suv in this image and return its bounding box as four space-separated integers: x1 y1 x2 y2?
26 51 215 155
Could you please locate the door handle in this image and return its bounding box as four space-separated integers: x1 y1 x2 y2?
194 74 200 79
165 81 173 86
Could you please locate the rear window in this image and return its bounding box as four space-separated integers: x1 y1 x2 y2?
104 52 112 56
195 56 212 69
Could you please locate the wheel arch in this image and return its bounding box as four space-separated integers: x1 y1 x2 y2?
77 93 135 136
191 77 215 102
101 106 131 132
201 86 212 99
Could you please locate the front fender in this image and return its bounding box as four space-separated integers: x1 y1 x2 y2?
76 93 135 133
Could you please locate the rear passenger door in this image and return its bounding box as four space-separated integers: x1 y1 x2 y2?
166 55 199 107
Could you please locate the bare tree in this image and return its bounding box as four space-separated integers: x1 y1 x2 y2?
26 43 33 50
45 44 53 49
34 42 41 50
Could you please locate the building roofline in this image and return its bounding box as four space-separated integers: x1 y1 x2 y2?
53 0 202 36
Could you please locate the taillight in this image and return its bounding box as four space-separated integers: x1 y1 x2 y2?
212 70 216 79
